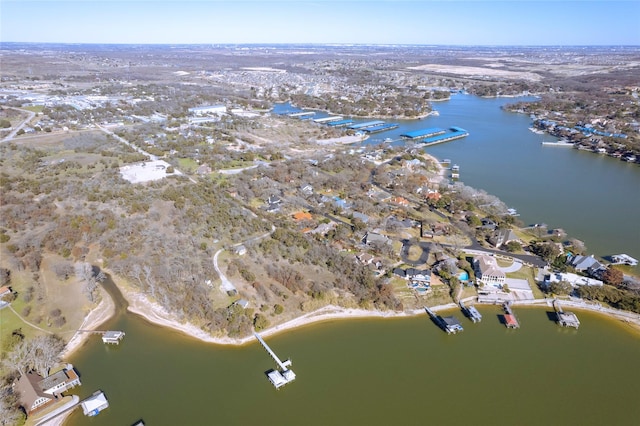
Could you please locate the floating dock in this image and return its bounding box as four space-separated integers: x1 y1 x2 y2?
502 302 519 329
553 300 580 329
425 306 463 334
254 333 296 389
80 391 109 417
460 301 482 323
314 116 343 123
327 119 354 127
401 127 468 145
362 123 399 134
420 127 469 145
288 111 315 118
400 127 446 140
348 120 385 130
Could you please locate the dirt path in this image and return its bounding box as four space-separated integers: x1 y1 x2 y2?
7 304 54 334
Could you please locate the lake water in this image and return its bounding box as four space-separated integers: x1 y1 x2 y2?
67 304 640 426
277 96 640 271
66 97 640 425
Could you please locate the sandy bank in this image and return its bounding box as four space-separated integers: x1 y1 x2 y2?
122 284 458 345
60 287 115 359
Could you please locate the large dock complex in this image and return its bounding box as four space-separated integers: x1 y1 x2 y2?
254 333 296 389
327 119 354 127
401 127 469 145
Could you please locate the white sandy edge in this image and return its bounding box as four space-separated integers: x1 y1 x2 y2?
123 284 458 345
125 285 640 346
60 287 115 359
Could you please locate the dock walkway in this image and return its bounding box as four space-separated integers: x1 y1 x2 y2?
425 306 463 334
254 333 296 389
459 301 482 323
553 300 580 329
502 302 520 329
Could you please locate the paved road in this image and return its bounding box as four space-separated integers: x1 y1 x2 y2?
213 225 275 294
1 107 36 142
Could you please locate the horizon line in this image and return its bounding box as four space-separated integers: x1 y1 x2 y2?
2 41 640 48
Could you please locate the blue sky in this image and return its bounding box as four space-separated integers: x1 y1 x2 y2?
1 1 639 45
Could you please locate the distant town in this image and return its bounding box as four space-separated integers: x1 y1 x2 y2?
0 44 639 423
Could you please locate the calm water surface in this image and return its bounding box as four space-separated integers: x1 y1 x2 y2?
68 307 640 426
67 97 640 425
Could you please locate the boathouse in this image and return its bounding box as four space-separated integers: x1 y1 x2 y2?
102 331 125 344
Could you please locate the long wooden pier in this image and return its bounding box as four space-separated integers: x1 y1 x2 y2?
254 333 296 389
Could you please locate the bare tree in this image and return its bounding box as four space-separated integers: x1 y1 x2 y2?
0 386 25 426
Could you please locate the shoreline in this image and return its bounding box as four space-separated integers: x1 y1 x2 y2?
115 282 640 346
60 286 115 359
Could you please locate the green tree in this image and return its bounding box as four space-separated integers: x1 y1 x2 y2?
549 280 572 295
253 313 269 331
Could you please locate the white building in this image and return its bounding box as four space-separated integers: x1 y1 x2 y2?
545 272 603 288
188 105 226 115
474 255 506 288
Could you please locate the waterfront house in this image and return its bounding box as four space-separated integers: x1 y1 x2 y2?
14 373 54 414
474 255 506 288
567 254 604 273
490 229 519 248
14 366 81 415
39 367 81 396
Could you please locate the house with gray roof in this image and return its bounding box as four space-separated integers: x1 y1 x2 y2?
490 229 519 248
362 232 390 247
568 254 604 273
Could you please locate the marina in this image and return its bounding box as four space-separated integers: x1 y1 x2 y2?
425 306 463 334
400 127 446 139
288 111 316 118
400 126 469 145
553 300 580 329
460 301 482 323
361 123 399 134
327 119 354 127
313 116 343 123
254 332 296 389
348 120 386 130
